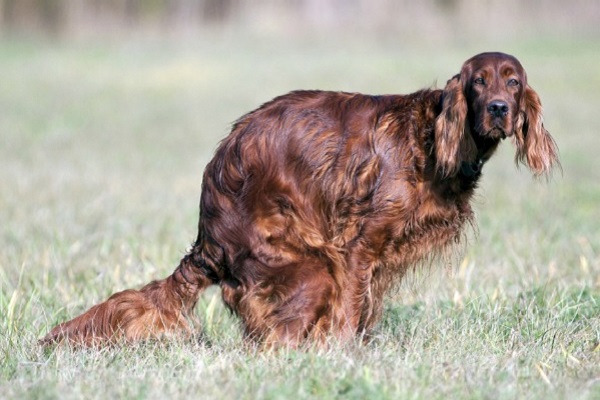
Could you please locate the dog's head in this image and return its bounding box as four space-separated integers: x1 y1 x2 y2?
435 52 559 177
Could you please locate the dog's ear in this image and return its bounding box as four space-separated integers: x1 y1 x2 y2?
434 73 477 177
514 84 560 176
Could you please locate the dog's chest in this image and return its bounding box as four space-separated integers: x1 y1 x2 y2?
371 180 472 267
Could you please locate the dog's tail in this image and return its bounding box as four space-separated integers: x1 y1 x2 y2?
39 250 217 346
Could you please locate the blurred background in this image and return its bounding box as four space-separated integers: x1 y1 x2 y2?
0 0 599 41
1 0 599 316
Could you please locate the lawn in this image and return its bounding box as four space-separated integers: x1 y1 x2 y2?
1 33 599 399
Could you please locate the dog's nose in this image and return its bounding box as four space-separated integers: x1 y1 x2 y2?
487 101 509 118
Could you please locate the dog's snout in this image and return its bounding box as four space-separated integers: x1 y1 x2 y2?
487 100 509 118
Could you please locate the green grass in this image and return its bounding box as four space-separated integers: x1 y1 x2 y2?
1 34 599 399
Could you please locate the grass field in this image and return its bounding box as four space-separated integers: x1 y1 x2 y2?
1 33 599 399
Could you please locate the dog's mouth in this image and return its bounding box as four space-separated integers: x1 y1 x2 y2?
485 122 513 139
487 127 507 139
475 114 513 140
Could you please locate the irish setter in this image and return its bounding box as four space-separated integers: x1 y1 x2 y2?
41 52 559 347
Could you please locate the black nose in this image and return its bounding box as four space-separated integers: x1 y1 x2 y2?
487 101 509 118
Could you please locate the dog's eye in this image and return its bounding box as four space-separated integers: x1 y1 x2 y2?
474 77 485 85
507 78 519 87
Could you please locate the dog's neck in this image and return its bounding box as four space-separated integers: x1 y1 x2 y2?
460 158 483 178
459 132 502 179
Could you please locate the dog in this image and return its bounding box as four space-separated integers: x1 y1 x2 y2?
41 52 559 347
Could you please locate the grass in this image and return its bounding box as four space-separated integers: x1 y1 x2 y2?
0 33 599 399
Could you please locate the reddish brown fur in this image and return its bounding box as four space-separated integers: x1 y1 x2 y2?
41 52 559 347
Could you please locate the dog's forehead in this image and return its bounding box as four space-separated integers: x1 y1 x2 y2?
464 52 524 73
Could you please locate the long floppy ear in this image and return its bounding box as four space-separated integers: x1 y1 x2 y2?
434 74 477 177
514 85 560 176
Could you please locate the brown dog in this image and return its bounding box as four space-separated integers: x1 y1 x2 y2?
41 52 559 347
